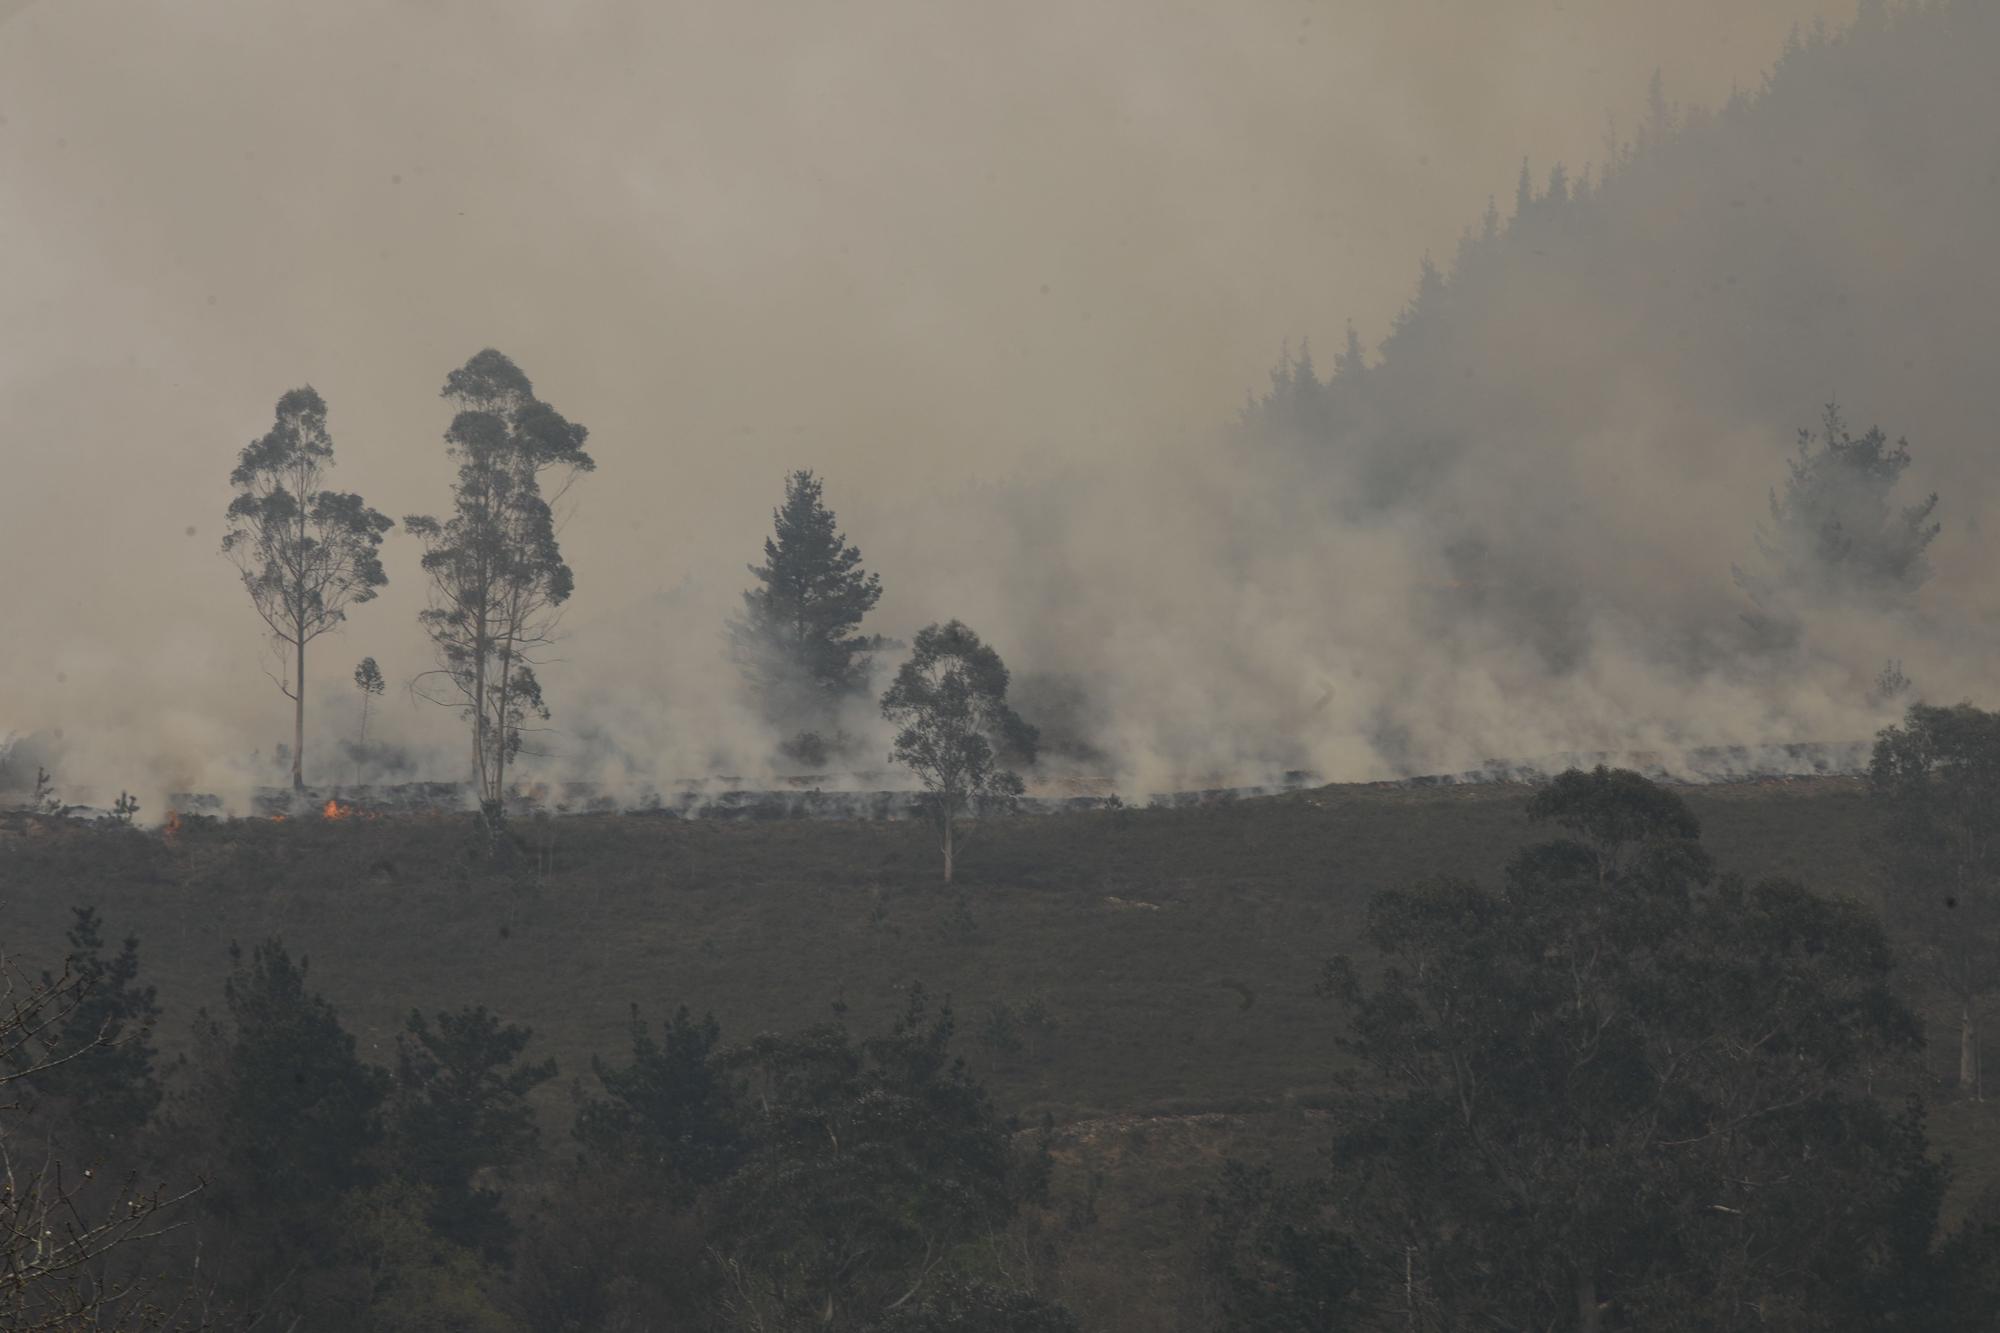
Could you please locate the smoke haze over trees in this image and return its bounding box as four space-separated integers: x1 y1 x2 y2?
5 2 2000 810
1737 404 1942 635
17 4 2000 1328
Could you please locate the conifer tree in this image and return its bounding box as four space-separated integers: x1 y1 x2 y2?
389 1005 556 1263
729 470 884 747
29 907 162 1148
195 940 387 1249
1737 403 1941 629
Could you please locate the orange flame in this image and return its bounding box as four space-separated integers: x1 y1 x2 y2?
323 798 350 819
163 811 182 845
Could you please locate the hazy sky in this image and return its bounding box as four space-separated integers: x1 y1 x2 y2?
0 0 1860 802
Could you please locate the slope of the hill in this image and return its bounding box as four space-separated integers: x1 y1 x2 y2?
10 780 2000 1330
0 780 1894 1120
1225 0 2000 771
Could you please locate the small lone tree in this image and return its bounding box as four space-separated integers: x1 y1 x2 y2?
881 621 1037 884
1870 701 2000 1096
351 656 385 784
729 470 884 755
223 387 394 792
406 350 593 822
31 766 61 817
1737 403 1940 630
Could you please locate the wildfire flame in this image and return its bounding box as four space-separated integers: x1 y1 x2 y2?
163 811 182 845
324 798 348 819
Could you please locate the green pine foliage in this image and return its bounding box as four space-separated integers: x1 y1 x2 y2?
390 1005 556 1264
27 906 163 1150
731 469 885 745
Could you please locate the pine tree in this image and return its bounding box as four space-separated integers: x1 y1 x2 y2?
29 907 162 1149
729 470 884 745
389 1005 556 1263
1737 403 1941 624
195 940 387 1252
1333 322 1368 383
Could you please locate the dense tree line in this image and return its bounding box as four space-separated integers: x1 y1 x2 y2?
3 922 1064 1330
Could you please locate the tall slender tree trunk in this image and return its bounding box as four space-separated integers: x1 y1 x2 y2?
470 604 488 798
355 693 369 788
1962 1002 1981 1098
492 651 512 812
941 816 955 885
1575 1271 1601 1333
291 635 306 792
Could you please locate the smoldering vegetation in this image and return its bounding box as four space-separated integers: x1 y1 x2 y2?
158 738 1870 829
544 15 1993 805
845 4 2000 792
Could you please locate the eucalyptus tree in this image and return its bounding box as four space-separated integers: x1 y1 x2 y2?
350 656 384 783
405 350 593 820
222 387 393 792
1870 701 2000 1096
881 621 1037 884
1215 770 1947 1331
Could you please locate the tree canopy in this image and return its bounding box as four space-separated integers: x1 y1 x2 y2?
881 621 1038 884
1214 769 1958 1331
1870 701 2000 1095
222 386 393 792
1740 403 1941 626
406 349 594 820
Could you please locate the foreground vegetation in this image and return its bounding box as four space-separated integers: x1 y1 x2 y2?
6 765 2000 1328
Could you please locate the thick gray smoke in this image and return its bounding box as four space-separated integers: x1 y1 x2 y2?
7 0 1979 816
